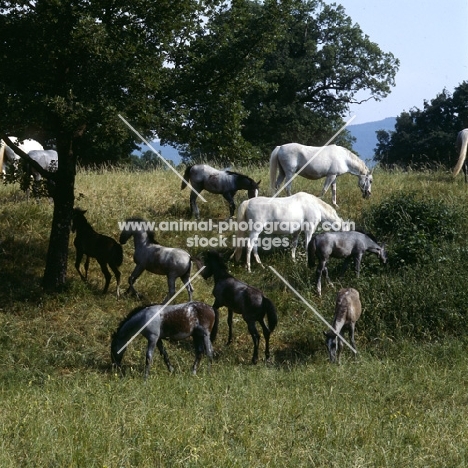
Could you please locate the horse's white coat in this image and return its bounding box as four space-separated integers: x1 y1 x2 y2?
269 143 372 205
0 137 43 175
232 192 348 272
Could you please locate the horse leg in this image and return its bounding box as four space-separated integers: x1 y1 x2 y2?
109 263 121 298
284 173 293 196
84 255 91 280
354 253 363 277
222 192 236 218
321 175 338 206
275 169 285 192
190 190 200 219
127 264 145 297
247 233 262 272
191 329 211 375
349 323 357 355
316 261 325 296
162 274 178 304
98 261 112 294
180 269 194 302
226 308 234 345
156 338 174 374
144 335 159 380
246 320 260 364
259 318 271 361
340 257 351 277
203 332 214 371
290 231 300 261
74 249 86 281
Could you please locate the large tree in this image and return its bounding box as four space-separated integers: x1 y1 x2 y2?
374 82 468 168
0 0 218 291
0 0 290 291
241 0 399 155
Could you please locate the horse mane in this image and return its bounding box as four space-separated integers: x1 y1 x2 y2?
354 227 379 243
124 217 159 244
345 148 370 174
112 304 152 338
225 170 255 183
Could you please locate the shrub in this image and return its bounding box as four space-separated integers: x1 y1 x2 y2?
362 192 462 267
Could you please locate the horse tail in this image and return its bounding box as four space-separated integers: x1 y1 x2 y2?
263 296 278 333
269 146 281 193
307 235 317 269
233 199 249 262
453 130 468 177
112 242 124 267
181 165 193 189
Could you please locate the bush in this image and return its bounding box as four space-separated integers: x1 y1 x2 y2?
362 192 462 267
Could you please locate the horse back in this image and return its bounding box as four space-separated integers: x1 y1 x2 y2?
213 277 263 311
278 143 344 178
159 302 215 340
334 288 361 327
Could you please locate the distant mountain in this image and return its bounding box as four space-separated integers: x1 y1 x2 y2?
348 117 396 166
133 140 182 165
133 117 396 168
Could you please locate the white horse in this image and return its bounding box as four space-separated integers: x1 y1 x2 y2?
453 128 468 182
0 137 43 176
231 192 350 272
269 143 373 205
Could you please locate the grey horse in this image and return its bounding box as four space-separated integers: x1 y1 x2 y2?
308 230 387 296
119 218 194 302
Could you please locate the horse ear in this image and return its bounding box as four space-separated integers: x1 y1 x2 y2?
257 180 261 185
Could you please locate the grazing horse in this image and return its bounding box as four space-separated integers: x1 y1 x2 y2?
119 218 194 302
199 250 277 364
453 128 468 182
71 208 123 297
111 301 217 379
232 192 349 272
181 164 260 218
324 288 362 363
269 143 373 205
308 230 387 296
0 137 43 176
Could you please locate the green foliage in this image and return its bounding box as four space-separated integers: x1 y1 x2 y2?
362 191 462 267
241 0 399 155
375 81 468 167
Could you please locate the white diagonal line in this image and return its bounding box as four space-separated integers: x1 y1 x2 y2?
268 266 356 354
118 114 207 202
117 266 206 354
271 115 357 199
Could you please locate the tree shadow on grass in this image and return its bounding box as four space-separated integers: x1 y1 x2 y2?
0 237 48 307
272 336 325 368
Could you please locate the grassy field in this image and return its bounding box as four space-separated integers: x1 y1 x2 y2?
1 165 468 467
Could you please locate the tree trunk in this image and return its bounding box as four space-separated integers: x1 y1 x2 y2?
42 135 76 293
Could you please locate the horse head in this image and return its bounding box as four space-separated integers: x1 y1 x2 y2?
200 250 227 279
71 207 87 232
378 243 388 264
247 179 261 199
358 172 373 199
323 330 339 363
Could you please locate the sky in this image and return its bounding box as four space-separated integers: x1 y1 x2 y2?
323 0 468 125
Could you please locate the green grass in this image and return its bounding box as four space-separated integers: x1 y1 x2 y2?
1 165 468 467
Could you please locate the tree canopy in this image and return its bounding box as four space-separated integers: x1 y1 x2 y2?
374 82 468 168
0 0 399 290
